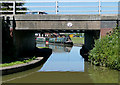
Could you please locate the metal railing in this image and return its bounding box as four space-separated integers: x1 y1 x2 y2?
0 0 119 15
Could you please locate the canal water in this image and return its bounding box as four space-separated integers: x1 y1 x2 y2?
2 43 119 83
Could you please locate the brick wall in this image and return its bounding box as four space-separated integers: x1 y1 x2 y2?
100 28 112 38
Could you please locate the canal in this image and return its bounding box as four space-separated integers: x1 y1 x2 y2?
2 43 119 83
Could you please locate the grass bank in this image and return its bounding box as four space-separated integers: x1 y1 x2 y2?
37 47 48 48
71 37 84 44
88 27 120 70
0 56 36 67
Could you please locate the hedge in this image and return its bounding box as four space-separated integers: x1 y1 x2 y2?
88 27 120 70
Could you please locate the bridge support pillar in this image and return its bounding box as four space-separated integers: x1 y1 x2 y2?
81 30 100 61
84 30 100 51
40 33 42 37
13 31 35 57
43 33 45 37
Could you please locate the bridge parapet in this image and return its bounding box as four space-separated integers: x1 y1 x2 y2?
0 1 119 15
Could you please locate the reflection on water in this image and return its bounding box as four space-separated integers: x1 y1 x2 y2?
2 43 119 83
38 46 84 72
36 42 72 52
37 42 84 72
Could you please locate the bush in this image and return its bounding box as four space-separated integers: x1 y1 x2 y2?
88 27 120 70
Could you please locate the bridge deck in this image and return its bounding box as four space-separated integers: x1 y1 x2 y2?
1 14 119 31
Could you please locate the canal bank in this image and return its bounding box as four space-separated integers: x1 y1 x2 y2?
1 48 52 75
2 43 119 84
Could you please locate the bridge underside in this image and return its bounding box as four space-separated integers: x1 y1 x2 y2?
13 30 100 57
15 29 99 33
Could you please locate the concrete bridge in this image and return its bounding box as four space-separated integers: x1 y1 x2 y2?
2 14 119 56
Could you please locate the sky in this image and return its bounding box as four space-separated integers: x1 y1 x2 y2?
23 0 119 14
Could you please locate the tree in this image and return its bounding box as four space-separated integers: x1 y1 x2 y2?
1 0 27 14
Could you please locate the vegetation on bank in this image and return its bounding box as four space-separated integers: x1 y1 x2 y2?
0 56 36 67
88 27 120 70
71 37 84 44
37 47 49 48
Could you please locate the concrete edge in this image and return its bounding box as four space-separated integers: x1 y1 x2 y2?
0 57 45 75
0 57 44 71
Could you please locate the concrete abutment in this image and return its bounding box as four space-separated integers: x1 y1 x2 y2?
80 30 100 61
13 30 35 57
84 30 100 51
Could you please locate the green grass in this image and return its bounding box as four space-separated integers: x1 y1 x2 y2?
71 37 84 44
37 47 49 48
0 56 36 67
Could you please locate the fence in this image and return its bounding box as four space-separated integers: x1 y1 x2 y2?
0 1 119 15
